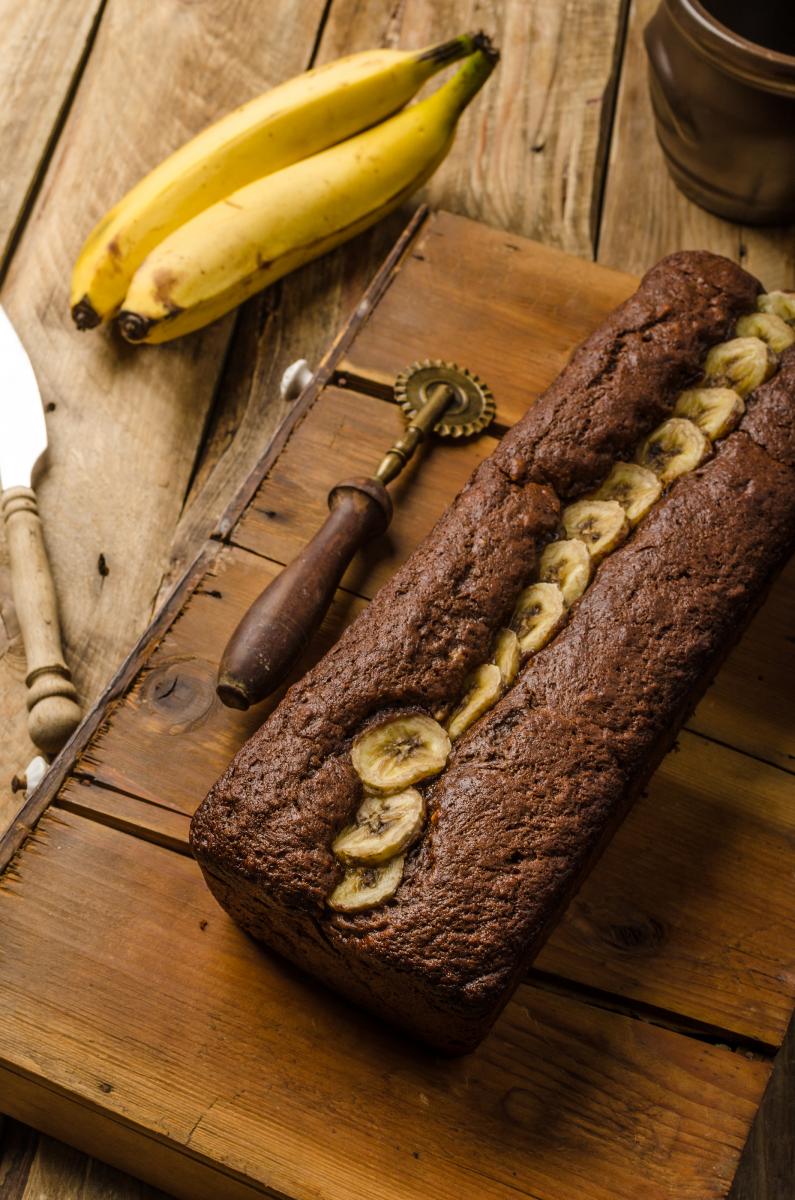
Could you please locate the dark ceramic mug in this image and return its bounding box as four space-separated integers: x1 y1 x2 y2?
645 0 795 224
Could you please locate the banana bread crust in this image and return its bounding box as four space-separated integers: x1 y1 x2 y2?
191 251 793 1052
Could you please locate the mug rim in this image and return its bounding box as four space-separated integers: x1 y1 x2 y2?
670 0 795 92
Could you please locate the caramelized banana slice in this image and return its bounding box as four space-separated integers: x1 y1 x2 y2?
591 462 662 526
702 336 776 396
538 538 591 605
352 714 450 792
492 628 520 686
757 291 795 325
735 311 795 353
636 418 710 485
562 500 629 563
328 855 405 912
673 387 745 441
333 788 425 865
511 581 565 653
447 662 502 742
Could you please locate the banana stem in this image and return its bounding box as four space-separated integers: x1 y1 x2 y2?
431 37 500 122
417 31 479 67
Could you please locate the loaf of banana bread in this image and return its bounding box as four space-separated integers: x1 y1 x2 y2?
190 252 795 1052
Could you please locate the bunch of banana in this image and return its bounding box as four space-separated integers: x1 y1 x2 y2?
70 33 498 342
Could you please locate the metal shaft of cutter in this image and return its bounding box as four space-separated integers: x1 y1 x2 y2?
374 382 457 485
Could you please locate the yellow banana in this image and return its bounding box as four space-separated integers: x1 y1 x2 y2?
117 43 498 344
70 34 478 329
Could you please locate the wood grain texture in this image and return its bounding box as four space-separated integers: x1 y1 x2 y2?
0 0 325 831
0 0 104 837
0 808 771 1200
0 1120 169 1200
163 0 629 629
598 0 795 286
317 0 628 254
732 1014 795 1200
539 731 795 1046
0 0 104 270
78 544 366 808
337 211 636 427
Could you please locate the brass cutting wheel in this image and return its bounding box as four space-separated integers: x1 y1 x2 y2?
394 360 496 438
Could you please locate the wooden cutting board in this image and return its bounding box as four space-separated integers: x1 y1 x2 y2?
1 209 793 1200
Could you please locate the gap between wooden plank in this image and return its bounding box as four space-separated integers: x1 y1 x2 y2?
70 768 191 820
0 0 110 282
528 969 777 1060
590 0 632 261
0 1061 294 1200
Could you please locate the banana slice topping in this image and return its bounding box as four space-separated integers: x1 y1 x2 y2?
757 291 795 326
511 581 565 653
673 387 745 441
333 788 425 865
492 628 520 686
591 462 662 526
328 855 405 912
351 714 450 792
702 336 776 397
735 311 795 353
636 417 710 485
447 662 503 741
538 538 591 605
562 500 629 563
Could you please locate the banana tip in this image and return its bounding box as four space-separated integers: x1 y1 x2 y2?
71 297 101 331
117 311 154 343
471 31 500 65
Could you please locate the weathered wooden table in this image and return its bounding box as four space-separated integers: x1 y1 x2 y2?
0 2 792 1197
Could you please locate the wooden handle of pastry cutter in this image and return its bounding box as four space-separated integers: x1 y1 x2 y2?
217 477 392 710
2 486 82 754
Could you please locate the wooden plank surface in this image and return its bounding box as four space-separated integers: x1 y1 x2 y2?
0 807 772 1200
77 544 364 807
336 212 636 427
0 0 104 271
0 0 326 834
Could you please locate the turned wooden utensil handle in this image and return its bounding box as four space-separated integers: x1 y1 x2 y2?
218 477 392 710
2 486 82 755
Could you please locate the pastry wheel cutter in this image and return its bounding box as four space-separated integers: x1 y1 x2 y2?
217 361 495 709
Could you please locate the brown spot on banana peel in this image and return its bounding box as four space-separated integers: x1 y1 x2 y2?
152 267 182 309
